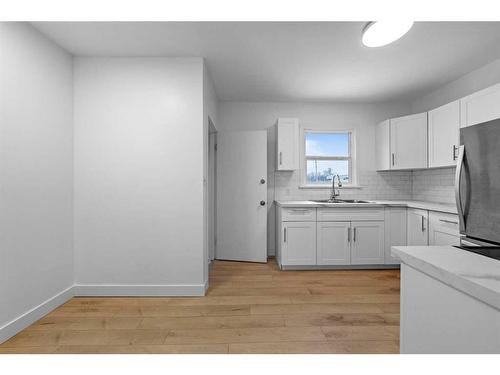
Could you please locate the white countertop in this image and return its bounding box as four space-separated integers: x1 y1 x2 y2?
392 245 500 310
275 199 458 214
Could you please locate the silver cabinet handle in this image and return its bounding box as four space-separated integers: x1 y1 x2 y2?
439 219 459 225
291 209 309 212
392 153 395 166
284 227 287 242
353 227 356 242
455 145 465 233
347 227 351 243
279 152 282 165
421 216 425 232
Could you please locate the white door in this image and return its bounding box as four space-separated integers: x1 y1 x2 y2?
282 221 316 265
350 221 385 265
216 131 267 262
428 100 460 168
317 221 350 265
407 209 429 246
390 113 428 169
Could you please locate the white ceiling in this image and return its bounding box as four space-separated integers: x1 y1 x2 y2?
32 22 500 103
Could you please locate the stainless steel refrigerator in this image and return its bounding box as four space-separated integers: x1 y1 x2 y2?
456 118 500 249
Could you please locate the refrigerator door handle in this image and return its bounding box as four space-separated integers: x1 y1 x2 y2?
455 145 466 233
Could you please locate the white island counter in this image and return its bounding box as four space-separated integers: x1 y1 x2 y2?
392 245 500 354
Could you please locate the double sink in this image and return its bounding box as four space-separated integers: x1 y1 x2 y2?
310 199 372 204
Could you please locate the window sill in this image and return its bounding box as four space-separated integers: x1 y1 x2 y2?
299 184 362 190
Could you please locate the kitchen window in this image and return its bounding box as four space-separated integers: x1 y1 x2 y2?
302 130 356 187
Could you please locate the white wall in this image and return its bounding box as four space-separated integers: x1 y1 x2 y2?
410 56 500 204
218 101 412 254
73 57 206 295
412 57 500 113
0 23 74 341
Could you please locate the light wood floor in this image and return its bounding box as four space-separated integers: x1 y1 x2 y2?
0 260 401 354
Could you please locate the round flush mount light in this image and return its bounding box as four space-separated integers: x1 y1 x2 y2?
362 21 414 47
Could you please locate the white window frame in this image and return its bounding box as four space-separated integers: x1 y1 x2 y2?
299 128 358 189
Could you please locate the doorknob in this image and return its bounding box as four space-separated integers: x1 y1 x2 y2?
260 201 266 206
260 178 266 184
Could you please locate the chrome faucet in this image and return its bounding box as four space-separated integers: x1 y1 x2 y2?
330 174 342 201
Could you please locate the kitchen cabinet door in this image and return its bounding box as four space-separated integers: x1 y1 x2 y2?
428 100 460 168
407 209 429 246
390 113 428 169
460 82 500 128
276 118 299 170
317 221 350 265
350 221 385 265
376 119 391 171
384 207 407 264
281 221 316 265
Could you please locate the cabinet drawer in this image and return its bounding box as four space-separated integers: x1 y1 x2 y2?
281 207 316 222
429 211 460 245
317 208 384 222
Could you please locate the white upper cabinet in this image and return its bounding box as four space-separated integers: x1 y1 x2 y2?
375 119 391 171
460 82 500 128
428 100 460 168
390 113 428 170
276 118 299 171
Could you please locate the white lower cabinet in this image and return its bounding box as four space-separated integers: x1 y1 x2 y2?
350 221 385 265
428 211 460 246
281 221 316 265
384 207 407 264
407 208 429 245
317 221 350 265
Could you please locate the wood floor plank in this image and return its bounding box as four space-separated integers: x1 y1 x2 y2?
0 259 401 354
139 315 285 330
307 286 400 295
0 344 229 354
27 317 143 331
284 313 400 327
164 326 327 345
229 340 399 354
321 326 400 341
250 303 385 315
207 287 311 296
290 294 400 304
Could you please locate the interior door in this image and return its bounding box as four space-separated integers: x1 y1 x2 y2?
216 131 267 262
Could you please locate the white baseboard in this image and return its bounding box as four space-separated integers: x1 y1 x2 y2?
74 283 207 297
0 282 207 344
0 286 74 344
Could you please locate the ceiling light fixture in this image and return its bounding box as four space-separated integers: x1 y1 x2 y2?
362 21 414 47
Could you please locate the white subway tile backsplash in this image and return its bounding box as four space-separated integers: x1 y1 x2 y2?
411 167 455 204
272 167 455 204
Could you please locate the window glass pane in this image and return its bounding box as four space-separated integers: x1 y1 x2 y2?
306 160 349 184
305 132 349 157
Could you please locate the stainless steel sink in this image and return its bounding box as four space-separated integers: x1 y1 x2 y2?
310 199 372 204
